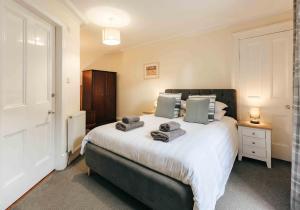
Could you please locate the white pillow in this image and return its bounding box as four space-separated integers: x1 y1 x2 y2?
214 110 226 121
181 100 187 110
180 108 186 117
215 101 228 112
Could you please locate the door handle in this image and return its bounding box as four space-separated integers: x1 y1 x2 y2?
48 111 55 115
285 105 291 110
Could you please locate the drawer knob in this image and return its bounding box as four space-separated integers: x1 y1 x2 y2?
252 151 256 154
252 132 255 135
252 142 256 145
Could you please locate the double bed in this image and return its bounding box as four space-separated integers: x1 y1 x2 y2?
81 89 238 210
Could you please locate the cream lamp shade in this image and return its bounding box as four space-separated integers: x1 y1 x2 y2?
249 107 260 124
102 28 121 45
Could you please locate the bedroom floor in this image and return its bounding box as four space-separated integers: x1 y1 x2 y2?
11 158 291 210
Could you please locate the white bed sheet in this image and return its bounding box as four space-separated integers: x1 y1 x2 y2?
81 115 238 210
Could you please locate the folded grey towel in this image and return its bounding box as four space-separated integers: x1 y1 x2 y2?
151 128 186 142
159 121 181 132
116 121 144 131
122 116 140 124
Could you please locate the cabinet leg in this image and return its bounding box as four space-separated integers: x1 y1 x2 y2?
238 155 242 161
267 160 271 168
266 130 272 168
87 167 91 176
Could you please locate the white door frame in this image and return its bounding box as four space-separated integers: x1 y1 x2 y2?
232 21 293 118
13 0 67 170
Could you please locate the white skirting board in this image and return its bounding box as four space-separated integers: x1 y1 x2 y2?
67 111 86 164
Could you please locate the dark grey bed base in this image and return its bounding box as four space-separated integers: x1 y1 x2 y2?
85 143 194 210
85 89 237 210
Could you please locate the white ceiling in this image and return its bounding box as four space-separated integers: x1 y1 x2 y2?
73 0 292 66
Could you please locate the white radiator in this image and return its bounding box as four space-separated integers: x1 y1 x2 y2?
67 111 86 154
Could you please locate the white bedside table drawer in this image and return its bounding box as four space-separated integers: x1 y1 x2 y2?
243 145 266 158
242 127 265 139
243 136 265 148
238 121 272 168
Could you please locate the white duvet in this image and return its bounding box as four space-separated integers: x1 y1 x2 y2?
81 115 238 210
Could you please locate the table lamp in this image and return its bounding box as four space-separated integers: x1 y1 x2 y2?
250 107 260 124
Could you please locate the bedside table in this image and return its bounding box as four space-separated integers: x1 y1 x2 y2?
238 121 272 168
142 110 155 115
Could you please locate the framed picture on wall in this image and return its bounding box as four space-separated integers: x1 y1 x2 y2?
144 62 159 79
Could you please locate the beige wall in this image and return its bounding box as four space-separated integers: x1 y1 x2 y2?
24 0 81 169
84 11 292 119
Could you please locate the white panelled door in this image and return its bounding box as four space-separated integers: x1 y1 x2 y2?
0 1 55 208
239 30 293 161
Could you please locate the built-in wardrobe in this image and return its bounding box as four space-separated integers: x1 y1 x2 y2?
234 23 292 161
81 70 117 129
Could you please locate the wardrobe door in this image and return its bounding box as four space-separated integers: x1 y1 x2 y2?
105 72 117 123
82 70 95 128
93 71 107 125
82 71 92 110
239 30 293 161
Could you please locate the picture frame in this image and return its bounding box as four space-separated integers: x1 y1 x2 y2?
144 62 159 79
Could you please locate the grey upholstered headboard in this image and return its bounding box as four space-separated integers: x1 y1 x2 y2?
165 89 237 120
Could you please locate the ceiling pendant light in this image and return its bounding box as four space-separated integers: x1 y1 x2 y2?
102 28 121 46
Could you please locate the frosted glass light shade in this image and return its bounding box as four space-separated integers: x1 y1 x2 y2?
249 107 260 124
102 28 120 45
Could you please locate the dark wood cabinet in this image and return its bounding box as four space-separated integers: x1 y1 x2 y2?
82 70 116 129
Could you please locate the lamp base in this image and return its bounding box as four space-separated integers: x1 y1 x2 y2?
250 120 260 124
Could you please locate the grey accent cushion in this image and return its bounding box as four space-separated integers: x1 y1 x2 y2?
184 98 210 124
189 95 216 122
159 93 182 118
155 96 177 119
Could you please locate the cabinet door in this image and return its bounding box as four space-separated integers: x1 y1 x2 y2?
82 71 94 127
82 71 92 110
93 71 107 125
105 72 117 123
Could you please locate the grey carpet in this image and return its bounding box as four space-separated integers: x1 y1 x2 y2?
12 158 291 210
